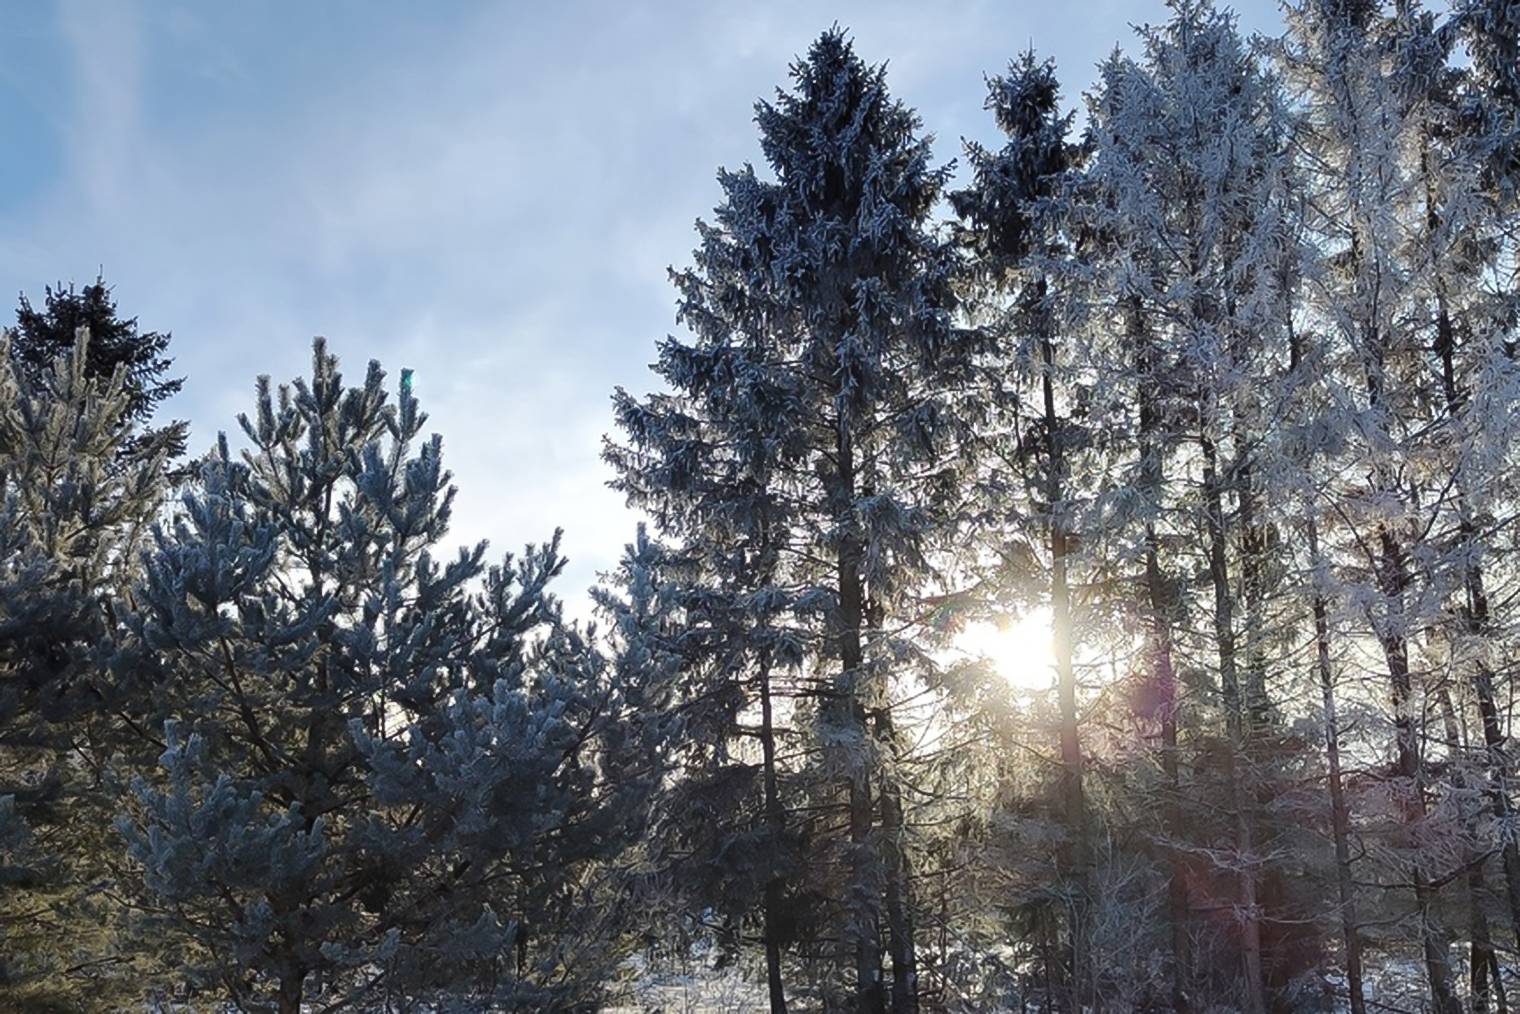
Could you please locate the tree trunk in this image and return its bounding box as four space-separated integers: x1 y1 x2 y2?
1433 287 1520 955
1308 519 1366 1014
1434 680 1499 1014
1040 291 1089 1014
1201 432 1266 1014
1468 826 1500 1014
1377 529 1462 1014
1474 654 1520 952
1134 296 1190 1013
1235 458 1270 732
881 779 918 1014
759 663 790 1014
836 418 884 1014
278 972 303 1014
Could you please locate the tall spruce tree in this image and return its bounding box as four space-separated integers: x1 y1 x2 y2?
950 50 1100 1014
119 340 644 1014
1280 2 1481 1010
1456 0 1520 200
1394 6 1520 1006
608 28 974 1014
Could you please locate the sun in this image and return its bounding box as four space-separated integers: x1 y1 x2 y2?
957 607 1058 692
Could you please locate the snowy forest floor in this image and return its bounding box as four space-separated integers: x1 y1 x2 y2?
604 955 1520 1014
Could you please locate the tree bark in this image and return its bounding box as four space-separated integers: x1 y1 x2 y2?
835 418 884 1014
1133 296 1190 1013
1201 431 1266 1014
1377 529 1462 1014
1040 285 1089 1014
1308 519 1366 1014
881 779 918 1014
759 662 790 1014
278 972 303 1014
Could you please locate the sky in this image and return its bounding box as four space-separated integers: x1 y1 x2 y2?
0 0 1285 615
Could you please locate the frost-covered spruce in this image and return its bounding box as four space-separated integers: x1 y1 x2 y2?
1455 0 1520 199
950 47 1102 1014
1272 3 1520 1012
120 340 643 1014
607 29 973 1014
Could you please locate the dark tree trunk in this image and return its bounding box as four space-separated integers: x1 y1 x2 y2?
278 972 303 1014
1201 431 1266 1014
1469 839 1500 1014
1377 529 1461 1014
836 418 884 1014
1040 286 1089 1014
1474 653 1520 951
1235 458 1270 731
881 780 918 1014
1309 518 1366 1014
1133 296 1190 1013
759 664 790 1014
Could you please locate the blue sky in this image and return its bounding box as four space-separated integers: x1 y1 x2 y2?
0 0 1283 612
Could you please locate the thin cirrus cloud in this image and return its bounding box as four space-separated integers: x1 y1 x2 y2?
0 0 1284 611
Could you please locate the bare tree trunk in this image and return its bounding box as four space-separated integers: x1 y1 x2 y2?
1307 518 1366 1014
759 664 790 1014
1040 287 1089 1014
1377 529 1462 1014
1201 431 1266 1014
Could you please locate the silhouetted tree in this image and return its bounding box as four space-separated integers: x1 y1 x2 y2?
7 276 185 460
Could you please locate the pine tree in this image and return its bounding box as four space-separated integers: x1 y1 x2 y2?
1077 3 1304 1008
608 28 974 1014
119 340 644 1014
1455 0 1520 200
1386 5 1520 1007
0 328 179 1010
1280 2 1475 1009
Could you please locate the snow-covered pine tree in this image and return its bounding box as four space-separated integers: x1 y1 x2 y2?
608 28 974 1014
0 327 179 1011
1280 2 1473 1010
608 186 817 1011
1380 4 1520 1006
591 524 684 808
1078 3 1304 1009
119 340 643 1014
1455 0 1520 200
